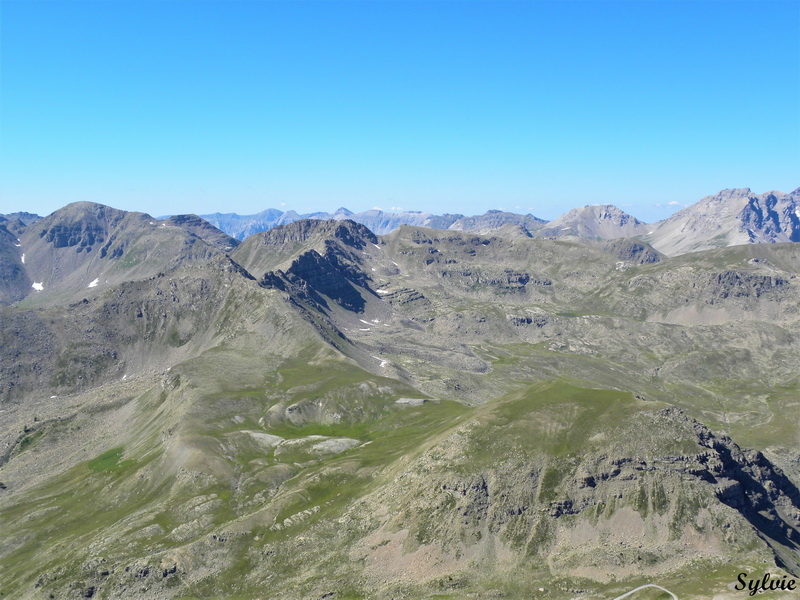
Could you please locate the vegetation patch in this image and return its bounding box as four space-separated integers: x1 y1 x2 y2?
88 447 136 473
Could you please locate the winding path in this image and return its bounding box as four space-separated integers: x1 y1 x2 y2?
611 584 678 600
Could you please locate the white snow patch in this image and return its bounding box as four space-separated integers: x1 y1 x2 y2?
372 243 381 250
561 227 571 230
376 289 390 294
20 254 25 264
359 328 371 331
50 395 57 399
370 355 389 368
795 207 800 219
647 231 653 235
14 243 21 247
359 319 371 324
88 278 99 288
372 319 380 323
392 261 399 267
371 268 376 271
32 282 44 291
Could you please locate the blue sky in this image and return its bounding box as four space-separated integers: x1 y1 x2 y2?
1 0 798 222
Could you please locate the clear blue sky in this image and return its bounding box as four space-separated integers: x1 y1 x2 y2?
1 0 798 222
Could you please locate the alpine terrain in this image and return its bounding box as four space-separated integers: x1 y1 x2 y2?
1 191 799 600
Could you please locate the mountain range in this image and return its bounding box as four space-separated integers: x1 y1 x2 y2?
195 187 800 254
6 188 799 264
0 187 799 599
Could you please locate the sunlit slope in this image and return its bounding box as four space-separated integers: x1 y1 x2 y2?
3 381 798 599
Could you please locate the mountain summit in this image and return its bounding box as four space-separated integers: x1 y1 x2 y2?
538 204 649 239
648 188 800 255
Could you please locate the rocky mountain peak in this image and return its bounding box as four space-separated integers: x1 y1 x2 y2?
539 204 649 239
162 214 240 251
649 188 799 255
249 218 378 248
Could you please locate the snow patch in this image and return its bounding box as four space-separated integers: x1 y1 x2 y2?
88 278 99 288
32 282 44 291
375 289 390 294
359 328 371 331
372 243 381 250
20 254 25 264
14 243 21 247
359 319 371 324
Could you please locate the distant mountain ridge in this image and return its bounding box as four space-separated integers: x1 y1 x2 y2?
193 207 547 239
192 187 800 254
5 187 799 267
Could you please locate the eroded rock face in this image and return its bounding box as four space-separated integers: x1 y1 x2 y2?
702 271 789 301
252 218 377 248
350 403 800 588
649 188 800 256
36 203 127 252
0 224 30 304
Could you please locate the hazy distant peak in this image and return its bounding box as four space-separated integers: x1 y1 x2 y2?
539 204 648 240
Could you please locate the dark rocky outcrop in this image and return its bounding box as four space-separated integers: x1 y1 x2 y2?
601 239 663 264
